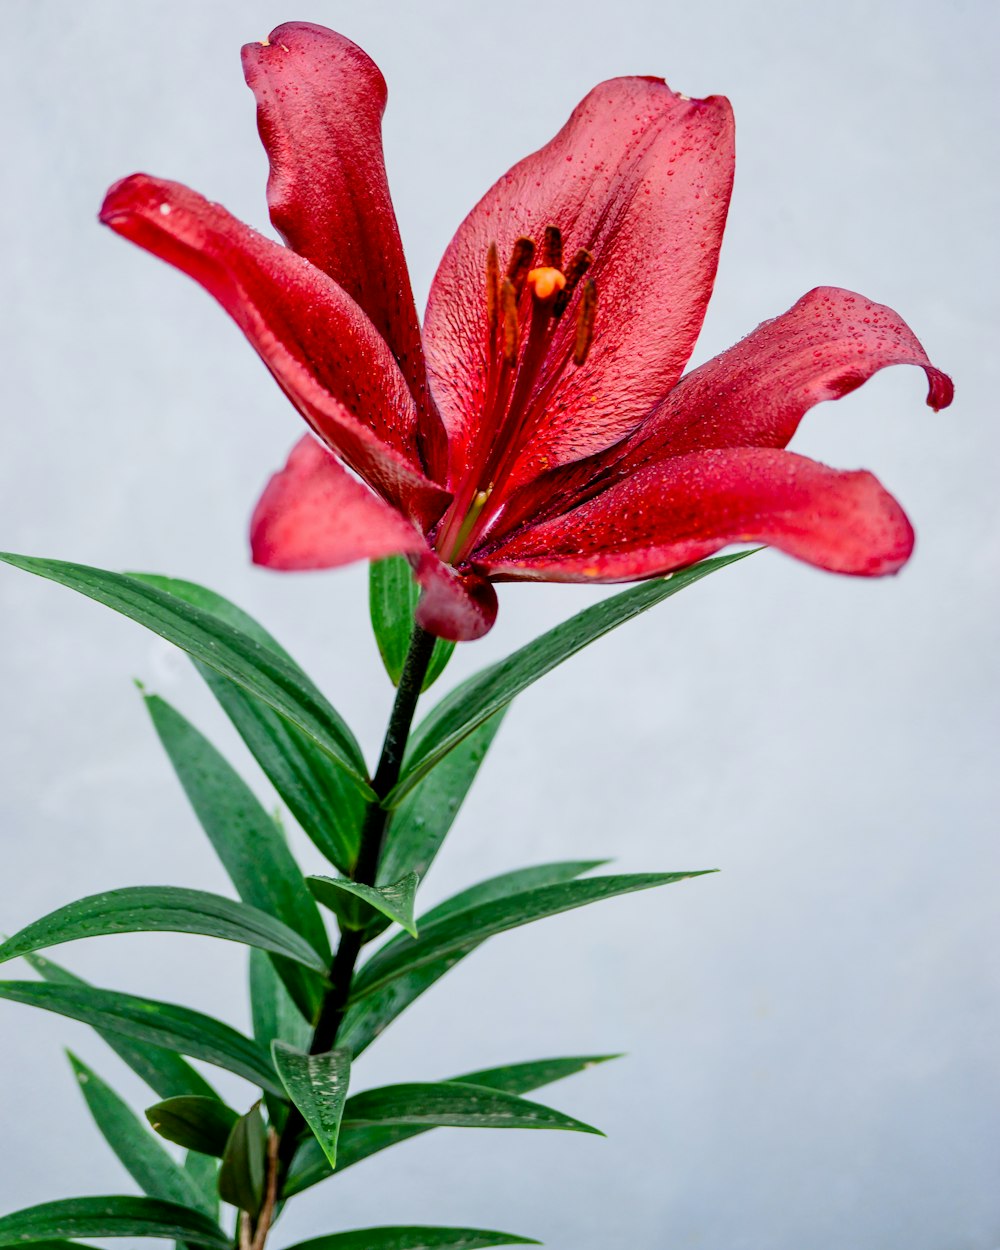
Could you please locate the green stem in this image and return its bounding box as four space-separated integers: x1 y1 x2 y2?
273 623 437 1190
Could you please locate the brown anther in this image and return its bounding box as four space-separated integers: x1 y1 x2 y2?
506 236 536 299
553 248 593 318
485 242 500 338
543 225 563 271
573 279 597 366
501 278 520 364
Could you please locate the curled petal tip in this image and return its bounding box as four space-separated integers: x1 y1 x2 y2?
98 173 142 225
412 554 498 641
926 368 955 412
99 173 169 230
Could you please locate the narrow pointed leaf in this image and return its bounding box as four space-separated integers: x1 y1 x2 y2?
272 1042 351 1169
249 948 307 1129
370 556 455 690
338 862 605 1056
342 1081 601 1134
146 695 329 1018
249 948 311 1055
377 712 506 887
415 861 608 927
308 873 419 937
0 980 281 1094
145 1096 240 1157
23 952 217 1101
1 887 328 971
283 1228 537 1250
391 552 752 805
0 1197 229 1248
353 871 709 1003
218 1105 267 1216
67 1053 209 1211
286 1055 619 1196
183 1152 219 1221
134 575 365 873
0 554 370 790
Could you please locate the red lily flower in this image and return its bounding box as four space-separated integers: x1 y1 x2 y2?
99 22 952 641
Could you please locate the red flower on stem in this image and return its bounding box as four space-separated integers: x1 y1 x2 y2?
100 22 952 641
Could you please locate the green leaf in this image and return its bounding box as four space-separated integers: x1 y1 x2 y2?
369 557 455 691
337 862 605 1056
283 1228 537 1250
352 870 710 1004
249 948 311 1055
342 1080 601 1134
377 711 506 887
272 1043 351 1169
285 1055 618 1195
145 694 330 1019
1 887 328 972
146 1096 240 1157
0 554 370 791
308 873 419 938
23 952 217 1101
250 948 308 1130
183 1151 220 1221
133 575 365 874
0 1197 228 1248
390 552 752 805
218 1104 268 1216
67 1053 210 1212
0 980 281 1094
415 861 609 926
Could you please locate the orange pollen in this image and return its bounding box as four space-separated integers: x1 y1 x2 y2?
526 266 567 302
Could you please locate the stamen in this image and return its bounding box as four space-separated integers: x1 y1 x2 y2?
439 227 603 564
447 484 494 563
553 249 593 319
506 237 536 299
542 225 563 271
501 278 520 365
573 279 597 366
485 242 500 338
527 266 567 302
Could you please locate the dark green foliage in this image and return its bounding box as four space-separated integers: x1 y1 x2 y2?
145 1096 240 1157
0 887 328 972
391 552 752 804
218 1104 268 1216
0 1197 228 1248
145 695 330 1019
68 1054 212 1211
369 557 455 690
132 575 366 873
0 981 280 1093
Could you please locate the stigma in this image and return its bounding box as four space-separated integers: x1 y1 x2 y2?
527 267 566 302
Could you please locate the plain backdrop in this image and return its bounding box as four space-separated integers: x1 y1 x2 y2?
1 2 997 1248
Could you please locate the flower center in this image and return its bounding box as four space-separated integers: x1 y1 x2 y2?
526 266 566 302
436 225 596 563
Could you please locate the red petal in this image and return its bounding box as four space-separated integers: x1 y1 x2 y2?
480 448 914 580
251 436 428 570
100 174 448 529
620 286 954 463
411 554 498 642
492 287 952 538
250 438 494 639
242 24 446 477
424 76 734 487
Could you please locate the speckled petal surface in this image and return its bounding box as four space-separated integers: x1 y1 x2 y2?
424 76 734 489
480 447 915 581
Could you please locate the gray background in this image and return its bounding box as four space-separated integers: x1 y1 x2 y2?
1 1 997 1247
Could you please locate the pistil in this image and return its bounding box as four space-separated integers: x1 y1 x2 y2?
435 227 598 563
